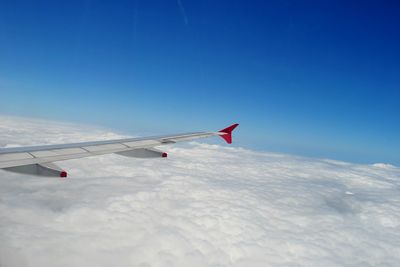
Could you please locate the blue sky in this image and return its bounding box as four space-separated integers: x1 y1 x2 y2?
0 0 399 165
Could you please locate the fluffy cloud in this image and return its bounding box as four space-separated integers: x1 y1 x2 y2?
0 116 399 267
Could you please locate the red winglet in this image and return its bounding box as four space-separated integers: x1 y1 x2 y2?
218 123 239 144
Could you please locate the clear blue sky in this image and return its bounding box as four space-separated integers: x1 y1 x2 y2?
0 0 399 165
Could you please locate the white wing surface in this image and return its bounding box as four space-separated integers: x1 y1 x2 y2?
0 124 239 177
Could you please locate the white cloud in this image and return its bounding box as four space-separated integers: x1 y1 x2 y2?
0 116 400 267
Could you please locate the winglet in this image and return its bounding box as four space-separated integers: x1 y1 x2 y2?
218 123 239 144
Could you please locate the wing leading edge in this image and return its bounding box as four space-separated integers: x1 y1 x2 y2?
0 123 239 177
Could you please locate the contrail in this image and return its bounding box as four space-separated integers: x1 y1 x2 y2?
177 0 189 26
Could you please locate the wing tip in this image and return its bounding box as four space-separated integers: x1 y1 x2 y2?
218 123 239 144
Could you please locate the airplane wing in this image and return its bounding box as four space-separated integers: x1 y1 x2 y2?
0 123 239 177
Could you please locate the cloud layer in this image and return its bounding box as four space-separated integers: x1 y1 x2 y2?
0 116 399 267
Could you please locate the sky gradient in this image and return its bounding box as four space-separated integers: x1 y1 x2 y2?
0 0 399 165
